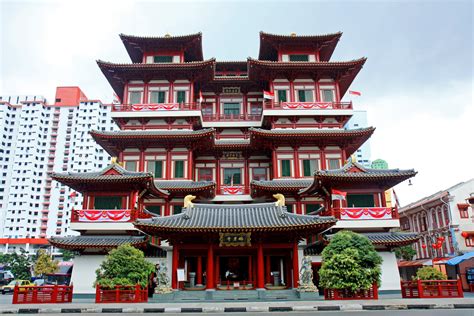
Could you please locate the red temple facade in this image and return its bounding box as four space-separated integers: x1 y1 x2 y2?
49 32 418 296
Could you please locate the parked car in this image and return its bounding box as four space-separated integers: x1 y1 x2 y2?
33 279 45 286
1 280 33 294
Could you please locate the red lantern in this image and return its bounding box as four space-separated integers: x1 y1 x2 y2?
432 243 437 248
462 232 469 238
421 244 427 249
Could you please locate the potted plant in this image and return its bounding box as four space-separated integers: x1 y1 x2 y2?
319 231 382 300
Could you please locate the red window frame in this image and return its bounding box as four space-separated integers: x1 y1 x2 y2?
458 204 469 219
466 235 474 247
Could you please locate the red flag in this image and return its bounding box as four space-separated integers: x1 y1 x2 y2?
349 90 361 96
263 90 274 100
331 189 347 200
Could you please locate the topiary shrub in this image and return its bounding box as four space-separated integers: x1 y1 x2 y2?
95 244 154 289
413 267 447 281
319 231 382 291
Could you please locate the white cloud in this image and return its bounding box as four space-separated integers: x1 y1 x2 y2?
358 79 474 205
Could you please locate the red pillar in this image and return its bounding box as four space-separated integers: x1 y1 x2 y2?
196 256 203 285
257 242 265 289
172 244 179 289
138 150 145 172
169 81 174 103
293 147 300 178
166 149 172 179
206 244 214 290
188 150 193 180
265 255 271 284
244 158 249 193
289 80 295 102
271 149 278 179
292 241 299 288
216 157 221 194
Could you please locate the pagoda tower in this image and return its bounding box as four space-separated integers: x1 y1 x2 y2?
49 31 418 296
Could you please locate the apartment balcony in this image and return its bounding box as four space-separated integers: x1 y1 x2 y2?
41 209 49 214
41 217 48 222
40 225 47 230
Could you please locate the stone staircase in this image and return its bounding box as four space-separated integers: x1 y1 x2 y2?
151 289 301 302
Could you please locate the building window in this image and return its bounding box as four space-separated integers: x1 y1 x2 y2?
321 89 335 102
223 103 240 115
281 160 291 177
129 92 142 105
276 90 288 103
223 168 241 185
346 194 375 208
174 161 185 178
198 168 213 181
150 91 166 104
252 167 267 181
297 90 314 102
289 54 309 61
305 203 322 214
302 159 319 177
327 159 340 170
250 104 262 115
458 204 469 219
125 161 137 171
147 161 163 178
202 104 213 116
154 55 173 63
173 205 183 214
94 196 122 210
176 91 186 104
466 235 474 247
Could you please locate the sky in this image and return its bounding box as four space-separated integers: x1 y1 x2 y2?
0 0 473 205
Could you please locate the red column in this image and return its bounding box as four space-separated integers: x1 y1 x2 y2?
189 82 194 109
335 80 341 102
138 150 145 172
244 158 249 193
196 256 203 285
271 149 278 179
169 81 174 103
206 244 214 290
257 242 265 289
82 195 88 209
166 149 172 179
215 94 220 117
289 81 295 102
188 150 193 180
292 241 299 288
293 147 300 178
265 255 271 284
216 157 220 194
243 93 247 118
172 244 179 289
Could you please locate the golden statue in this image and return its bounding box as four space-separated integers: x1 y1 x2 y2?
184 195 196 208
273 193 285 207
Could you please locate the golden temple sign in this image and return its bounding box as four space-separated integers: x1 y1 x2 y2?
219 232 251 247
222 87 240 94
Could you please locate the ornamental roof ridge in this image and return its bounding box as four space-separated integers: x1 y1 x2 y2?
314 158 416 176
51 162 152 178
248 56 367 65
96 58 216 66
259 31 343 39
90 128 215 137
249 126 375 134
119 32 202 40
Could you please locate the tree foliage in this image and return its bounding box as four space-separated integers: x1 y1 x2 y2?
60 249 75 261
0 249 32 280
414 267 447 280
319 231 382 290
95 244 154 288
394 245 416 261
34 249 59 276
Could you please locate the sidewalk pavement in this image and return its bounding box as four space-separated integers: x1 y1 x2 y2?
1 297 474 314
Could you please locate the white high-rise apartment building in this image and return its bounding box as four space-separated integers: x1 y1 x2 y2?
345 110 371 167
0 87 117 253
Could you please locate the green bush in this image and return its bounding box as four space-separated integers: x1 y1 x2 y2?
95 244 154 289
319 231 382 290
413 267 447 281
394 245 416 261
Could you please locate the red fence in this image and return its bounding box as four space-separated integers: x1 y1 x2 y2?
95 284 148 303
401 280 463 298
12 285 73 304
324 283 378 300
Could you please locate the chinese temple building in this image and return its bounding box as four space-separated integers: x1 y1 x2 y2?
49 31 419 296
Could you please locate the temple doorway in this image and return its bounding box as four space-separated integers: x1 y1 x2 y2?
217 255 252 289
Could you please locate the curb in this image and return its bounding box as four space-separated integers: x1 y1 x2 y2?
1 303 473 313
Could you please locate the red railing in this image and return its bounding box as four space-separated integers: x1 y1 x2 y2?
218 186 250 195
95 284 147 303
12 285 73 304
324 283 378 300
112 103 200 112
218 280 255 290
320 207 398 220
201 113 262 122
401 280 463 298
264 100 352 110
71 209 136 223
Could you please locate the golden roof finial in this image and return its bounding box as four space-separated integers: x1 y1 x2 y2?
111 157 118 165
164 33 171 38
290 32 297 37
351 155 357 163
184 195 196 208
273 193 286 207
